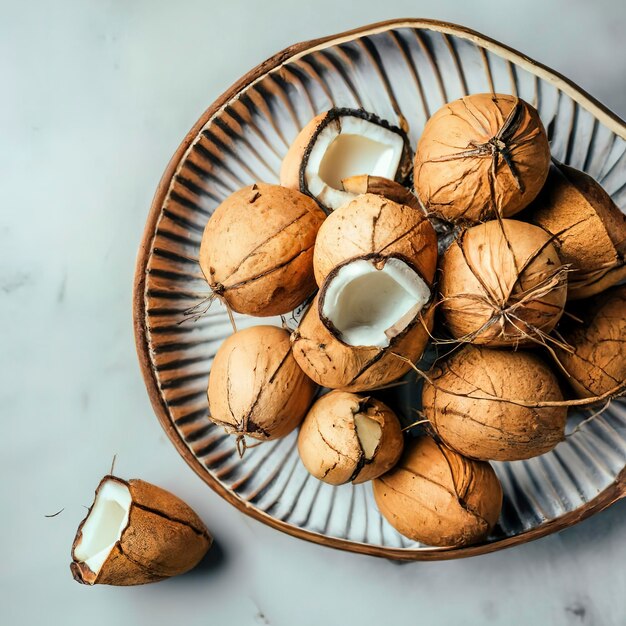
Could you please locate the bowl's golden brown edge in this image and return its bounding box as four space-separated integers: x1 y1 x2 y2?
133 17 626 561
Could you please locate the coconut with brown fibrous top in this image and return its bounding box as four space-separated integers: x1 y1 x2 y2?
291 293 434 392
554 285 626 400
372 436 502 548
340 175 422 211
439 219 568 347
297 391 403 485
280 108 412 213
71 476 212 585
208 325 316 441
414 94 550 223
313 193 438 287
525 162 626 300
421 345 567 461
199 183 325 317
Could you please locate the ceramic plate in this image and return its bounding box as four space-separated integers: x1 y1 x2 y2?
134 19 626 560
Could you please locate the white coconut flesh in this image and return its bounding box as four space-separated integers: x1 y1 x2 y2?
321 258 431 348
306 116 404 210
354 413 382 459
73 479 131 574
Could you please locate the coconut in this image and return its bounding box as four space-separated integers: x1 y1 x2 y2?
340 174 422 211
208 325 316 440
439 219 568 347
297 391 403 485
554 285 626 399
421 346 567 461
372 436 502 547
414 94 550 223
313 193 437 287
71 476 212 585
199 183 325 317
526 162 626 300
291 294 433 392
318 255 431 348
280 108 412 213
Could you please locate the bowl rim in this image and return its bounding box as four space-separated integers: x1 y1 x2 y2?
133 17 626 560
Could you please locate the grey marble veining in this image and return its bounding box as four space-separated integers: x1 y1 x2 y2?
2 2 625 625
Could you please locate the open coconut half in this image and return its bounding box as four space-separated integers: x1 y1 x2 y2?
319 256 431 348
71 476 211 585
280 108 412 212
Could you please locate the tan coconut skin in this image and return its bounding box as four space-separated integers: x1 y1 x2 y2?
208 326 316 440
199 183 325 317
280 112 326 190
555 285 626 399
71 476 212 585
414 93 550 223
373 437 502 548
527 162 626 300
313 193 437 287
439 219 568 347
422 346 567 461
341 175 423 211
297 391 403 485
291 294 434 392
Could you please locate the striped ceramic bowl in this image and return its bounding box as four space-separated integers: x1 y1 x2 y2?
133 19 626 560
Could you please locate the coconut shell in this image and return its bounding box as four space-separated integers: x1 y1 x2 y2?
313 193 438 286
280 108 412 212
199 183 325 317
297 391 403 485
341 175 423 211
526 162 626 300
372 436 502 547
422 346 567 461
208 325 316 440
554 285 626 399
414 94 550 223
291 294 434 392
71 476 212 585
439 219 568 347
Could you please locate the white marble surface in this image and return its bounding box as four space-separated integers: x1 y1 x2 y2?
2 1 626 625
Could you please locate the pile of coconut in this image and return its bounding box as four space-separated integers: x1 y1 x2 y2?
199 95 626 549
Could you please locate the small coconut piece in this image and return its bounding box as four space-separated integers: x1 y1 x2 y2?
526 162 626 300
71 476 212 585
439 219 568 347
313 193 438 286
372 437 502 548
554 285 626 399
291 294 433 392
414 94 550 223
297 391 403 485
199 183 325 317
318 256 431 348
280 108 412 213
422 346 567 461
208 325 316 440
341 174 422 210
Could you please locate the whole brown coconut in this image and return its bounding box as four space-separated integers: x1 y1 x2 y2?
313 193 438 286
554 285 626 399
439 219 568 347
199 183 325 316
291 294 434 392
71 476 212 585
414 94 550 223
372 437 502 548
526 162 626 300
421 346 567 461
297 391 403 485
208 325 316 440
